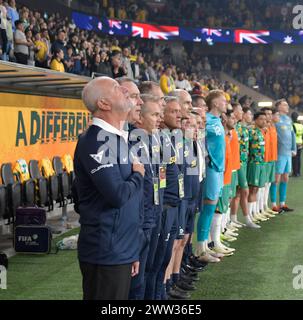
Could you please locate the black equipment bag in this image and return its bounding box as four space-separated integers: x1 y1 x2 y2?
14 225 53 254
15 207 46 226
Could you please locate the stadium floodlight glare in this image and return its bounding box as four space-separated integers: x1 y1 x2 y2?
258 101 273 107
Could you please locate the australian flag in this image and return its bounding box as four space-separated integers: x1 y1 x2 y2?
234 29 270 44
72 12 100 31
132 22 179 40
180 27 234 44
100 18 132 36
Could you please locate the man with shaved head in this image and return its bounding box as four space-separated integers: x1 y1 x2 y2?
169 89 193 119
74 76 145 300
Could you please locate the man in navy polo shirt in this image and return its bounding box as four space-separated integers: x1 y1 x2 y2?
74 77 145 300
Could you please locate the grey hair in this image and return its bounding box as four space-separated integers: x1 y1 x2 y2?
81 77 110 114
140 95 159 115
168 89 184 99
140 93 160 104
138 81 160 94
164 96 179 104
115 76 135 85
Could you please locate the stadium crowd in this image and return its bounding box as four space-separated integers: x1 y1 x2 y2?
0 2 240 108
211 50 303 112
74 0 296 30
1 1 302 110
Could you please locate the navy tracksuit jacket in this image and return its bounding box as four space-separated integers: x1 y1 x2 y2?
74 125 144 266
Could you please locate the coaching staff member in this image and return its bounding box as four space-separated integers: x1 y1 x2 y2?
74 77 145 300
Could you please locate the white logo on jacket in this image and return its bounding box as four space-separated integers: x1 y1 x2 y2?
90 150 104 164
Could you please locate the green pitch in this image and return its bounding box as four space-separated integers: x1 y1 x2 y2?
1 177 303 300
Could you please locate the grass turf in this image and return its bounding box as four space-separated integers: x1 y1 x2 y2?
1 176 303 300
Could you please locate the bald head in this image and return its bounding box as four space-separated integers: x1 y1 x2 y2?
82 76 132 116
169 89 192 118
82 77 116 113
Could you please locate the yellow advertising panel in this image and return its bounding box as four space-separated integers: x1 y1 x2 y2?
0 92 91 165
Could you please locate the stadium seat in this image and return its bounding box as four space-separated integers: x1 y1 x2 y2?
28 160 49 209
53 156 70 206
0 184 8 220
39 158 60 211
13 160 36 206
1 163 22 221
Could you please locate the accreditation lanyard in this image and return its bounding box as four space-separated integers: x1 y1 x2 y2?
153 132 167 189
162 130 184 199
141 140 160 206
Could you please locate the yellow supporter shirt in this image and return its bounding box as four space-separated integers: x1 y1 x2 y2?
136 9 147 22
160 74 175 94
224 92 231 102
50 59 65 72
108 7 115 18
118 8 127 20
111 45 121 52
129 54 137 62
35 40 48 62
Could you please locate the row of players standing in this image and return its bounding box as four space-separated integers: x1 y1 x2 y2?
74 76 296 300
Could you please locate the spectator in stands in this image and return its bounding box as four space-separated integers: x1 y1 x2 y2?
25 27 35 66
122 46 134 79
98 50 112 76
68 33 81 71
141 62 151 81
111 38 121 52
0 0 8 61
14 19 30 65
117 5 127 20
7 0 19 32
110 50 127 78
136 5 148 22
20 7 29 30
50 48 65 72
108 2 115 19
160 66 175 94
41 28 51 63
80 57 90 77
175 71 192 91
131 55 143 82
90 53 102 75
51 29 66 57
147 61 158 82
75 76 144 300
65 45 75 73
34 31 48 68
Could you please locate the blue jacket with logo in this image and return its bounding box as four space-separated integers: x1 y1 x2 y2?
74 125 144 265
129 128 159 229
